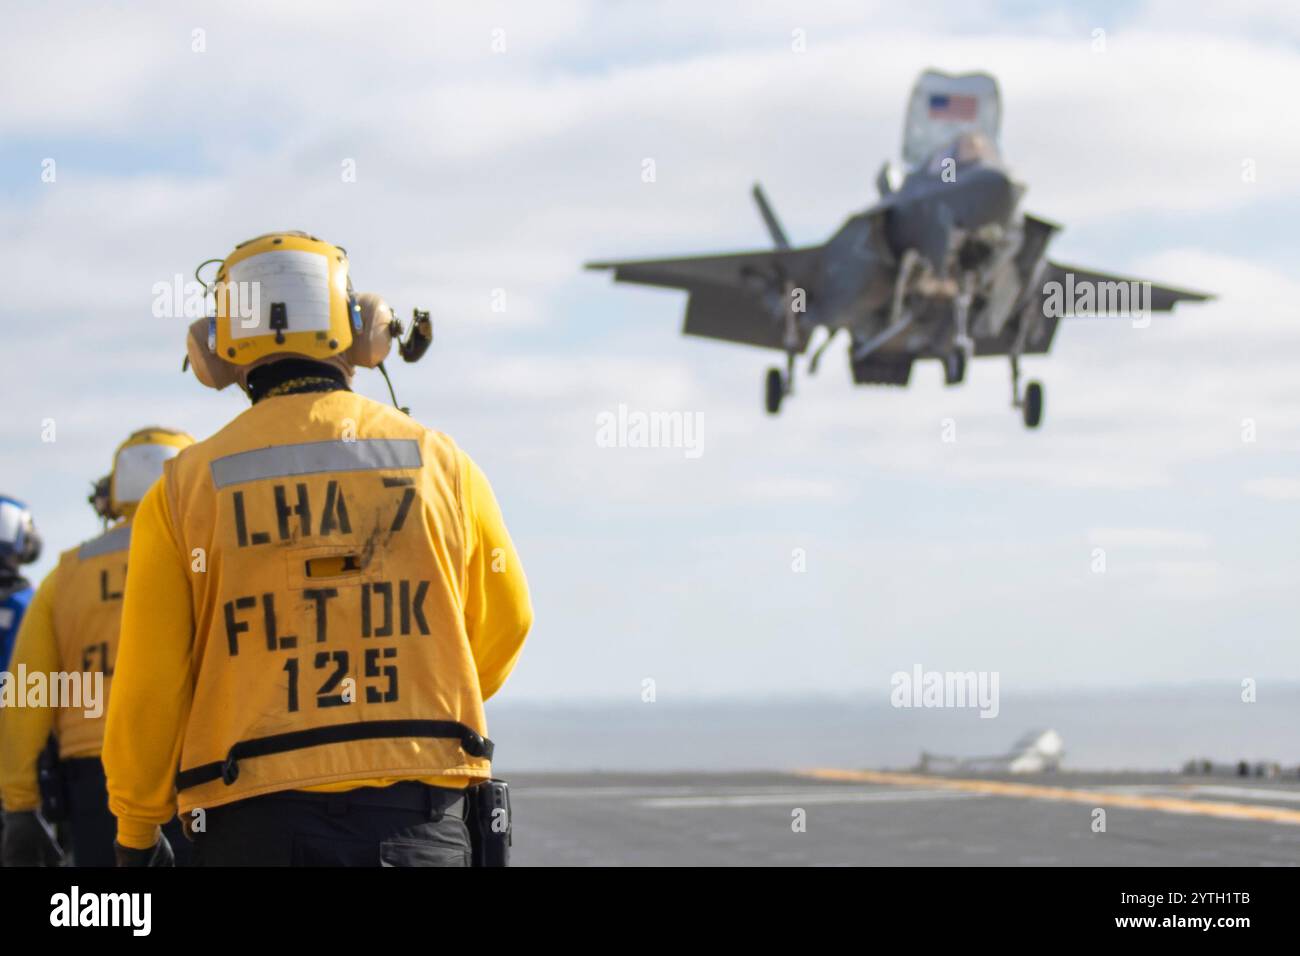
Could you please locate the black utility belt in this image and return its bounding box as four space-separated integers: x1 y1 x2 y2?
175 719 494 792
274 780 467 816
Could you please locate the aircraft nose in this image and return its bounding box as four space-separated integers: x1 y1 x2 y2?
973 166 1018 223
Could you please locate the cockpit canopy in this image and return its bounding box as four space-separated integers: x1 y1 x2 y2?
903 70 1002 169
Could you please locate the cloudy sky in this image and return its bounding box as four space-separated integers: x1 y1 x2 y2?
2 1 1297 704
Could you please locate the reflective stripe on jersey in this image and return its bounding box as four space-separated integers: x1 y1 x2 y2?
209 438 423 489
78 524 131 560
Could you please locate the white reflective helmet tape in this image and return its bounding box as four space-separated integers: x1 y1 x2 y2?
114 443 183 505
227 249 332 340
0 500 22 547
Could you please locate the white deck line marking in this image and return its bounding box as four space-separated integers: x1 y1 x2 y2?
639 788 982 809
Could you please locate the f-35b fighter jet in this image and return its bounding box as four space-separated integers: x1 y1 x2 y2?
587 70 1211 428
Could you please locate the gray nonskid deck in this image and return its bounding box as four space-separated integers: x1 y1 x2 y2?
505 771 1300 866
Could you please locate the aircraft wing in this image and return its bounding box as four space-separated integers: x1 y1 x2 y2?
586 245 823 292
586 246 824 352
1044 262 1213 312
974 259 1211 357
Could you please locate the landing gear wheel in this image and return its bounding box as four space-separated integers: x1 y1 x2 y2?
1023 381 1043 429
944 349 966 386
765 367 784 415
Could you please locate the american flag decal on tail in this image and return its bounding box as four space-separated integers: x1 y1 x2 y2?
928 93 978 120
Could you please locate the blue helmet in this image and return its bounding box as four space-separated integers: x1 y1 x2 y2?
0 496 40 566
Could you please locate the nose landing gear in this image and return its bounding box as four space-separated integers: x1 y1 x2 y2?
946 271 974 387
943 348 967 386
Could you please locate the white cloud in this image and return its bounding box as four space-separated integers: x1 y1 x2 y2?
740 478 839 501
1242 478 1300 500
1088 528 1211 550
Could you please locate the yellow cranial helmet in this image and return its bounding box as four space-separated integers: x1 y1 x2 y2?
185 231 433 398
212 231 361 366
108 427 195 518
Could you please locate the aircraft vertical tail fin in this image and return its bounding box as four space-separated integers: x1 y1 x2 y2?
876 161 898 197
751 183 791 251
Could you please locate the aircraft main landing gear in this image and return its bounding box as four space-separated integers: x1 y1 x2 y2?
765 367 785 414
766 292 800 415
1023 381 1043 429
1010 354 1044 429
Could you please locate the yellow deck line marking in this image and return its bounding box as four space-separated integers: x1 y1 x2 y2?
798 768 1300 826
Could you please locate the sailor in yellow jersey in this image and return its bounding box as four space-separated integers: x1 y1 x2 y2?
103 231 532 866
0 428 195 867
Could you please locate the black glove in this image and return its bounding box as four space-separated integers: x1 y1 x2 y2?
1 810 65 867
114 832 175 867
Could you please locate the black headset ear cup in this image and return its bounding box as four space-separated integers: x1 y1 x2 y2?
22 527 41 565
89 476 113 519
